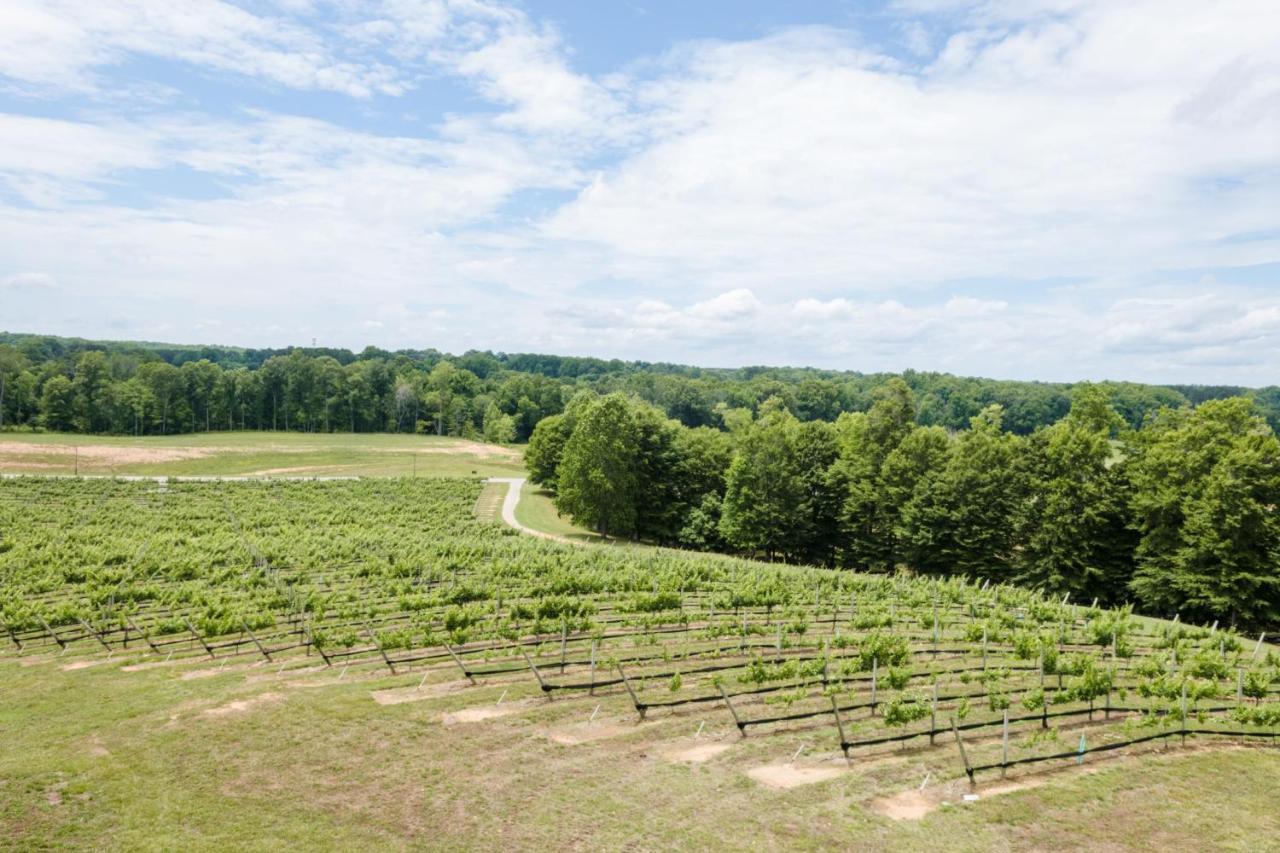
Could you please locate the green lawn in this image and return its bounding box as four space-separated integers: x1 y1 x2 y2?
4 654 1278 851
512 483 606 543
0 431 526 479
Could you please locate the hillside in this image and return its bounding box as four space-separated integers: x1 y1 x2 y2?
2 476 1277 849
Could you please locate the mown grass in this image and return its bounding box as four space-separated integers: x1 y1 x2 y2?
512 483 605 543
0 431 526 479
3 652 1278 851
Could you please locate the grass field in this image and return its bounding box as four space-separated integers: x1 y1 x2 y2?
0 431 526 479
2 476 1278 850
513 482 606 543
5 651 1280 852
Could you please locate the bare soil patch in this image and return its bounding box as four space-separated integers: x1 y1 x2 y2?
441 698 538 725
202 692 284 718
663 742 733 764
0 441 215 466
380 441 519 460
546 720 638 745
747 762 847 789
86 735 111 758
181 660 267 680
370 679 473 706
60 660 105 671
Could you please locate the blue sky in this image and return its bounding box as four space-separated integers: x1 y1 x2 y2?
1 1 1278 383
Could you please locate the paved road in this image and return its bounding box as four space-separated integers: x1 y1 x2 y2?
486 477 572 543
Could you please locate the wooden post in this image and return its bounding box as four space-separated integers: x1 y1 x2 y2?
364 623 395 674
870 656 878 715
37 616 66 650
951 718 973 787
183 617 215 659
8 625 23 650
718 682 744 735
930 682 938 746
444 641 476 685
617 663 645 720
830 694 849 758
1237 667 1244 703
1001 708 1009 778
521 648 549 697
775 623 783 662
559 623 568 674
588 640 597 696
303 623 332 667
126 616 161 654
982 629 988 672
1180 681 1188 746
79 619 113 653
241 620 273 662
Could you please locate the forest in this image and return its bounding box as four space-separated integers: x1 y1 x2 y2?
3 331 1278 439
530 383 1280 632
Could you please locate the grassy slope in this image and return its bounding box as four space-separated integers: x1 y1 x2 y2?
4 656 1278 852
512 482 605 543
0 431 526 479
3 440 1280 850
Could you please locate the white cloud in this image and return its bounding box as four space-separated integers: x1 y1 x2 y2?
0 0 1277 383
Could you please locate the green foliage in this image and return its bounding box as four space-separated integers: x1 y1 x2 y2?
883 692 931 727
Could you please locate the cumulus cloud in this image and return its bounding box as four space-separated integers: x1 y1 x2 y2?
0 0 1277 383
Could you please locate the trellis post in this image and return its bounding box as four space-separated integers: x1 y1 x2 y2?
521 648 550 697
718 681 744 735
241 619 273 662
830 694 849 759
617 663 645 720
444 641 475 685
183 617 215 659
127 616 161 655
951 718 973 787
364 623 395 674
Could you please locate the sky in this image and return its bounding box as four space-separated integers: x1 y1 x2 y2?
1 1 1278 384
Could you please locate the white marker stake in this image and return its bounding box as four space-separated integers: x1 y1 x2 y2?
792 743 807 762
417 673 429 691
919 772 931 791
695 721 705 739
497 689 508 705
165 650 173 663
339 664 348 680
589 704 601 723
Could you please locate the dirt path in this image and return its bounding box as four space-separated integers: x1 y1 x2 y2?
487 477 571 543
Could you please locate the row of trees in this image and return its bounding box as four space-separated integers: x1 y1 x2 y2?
0 347 564 443
6 332 1279 437
530 384 1280 630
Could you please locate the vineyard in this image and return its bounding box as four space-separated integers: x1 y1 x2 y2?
3 476 1280 848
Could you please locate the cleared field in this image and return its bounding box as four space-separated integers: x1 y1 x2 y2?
3 477 1279 850
0 431 525 479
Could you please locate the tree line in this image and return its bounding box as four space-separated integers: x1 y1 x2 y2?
529 383 1280 631
4 331 1279 438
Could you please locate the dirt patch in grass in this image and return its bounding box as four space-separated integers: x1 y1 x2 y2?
383 441 519 460
746 762 847 789
59 660 105 671
181 660 267 680
0 441 215 466
86 735 111 758
663 742 733 764
545 720 639 745
370 679 473 705
441 698 538 725
202 692 284 718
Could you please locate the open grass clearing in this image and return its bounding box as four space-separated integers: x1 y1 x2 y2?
0 431 524 478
